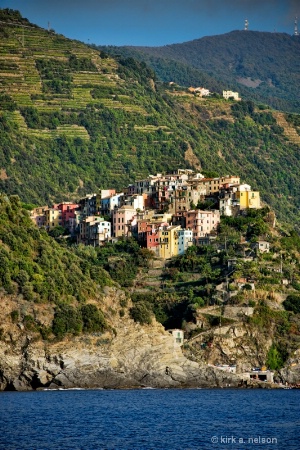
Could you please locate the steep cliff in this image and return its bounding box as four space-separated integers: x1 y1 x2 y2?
0 288 240 390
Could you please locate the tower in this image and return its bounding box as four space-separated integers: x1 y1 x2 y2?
244 19 249 31
294 16 298 36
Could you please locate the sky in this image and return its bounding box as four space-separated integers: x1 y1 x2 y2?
0 0 299 46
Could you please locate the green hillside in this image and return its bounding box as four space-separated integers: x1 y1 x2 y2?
101 30 300 113
0 9 300 226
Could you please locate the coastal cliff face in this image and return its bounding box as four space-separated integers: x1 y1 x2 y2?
1 287 299 391
0 289 239 391
0 322 240 391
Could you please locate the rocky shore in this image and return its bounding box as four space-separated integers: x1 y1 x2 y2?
0 319 242 391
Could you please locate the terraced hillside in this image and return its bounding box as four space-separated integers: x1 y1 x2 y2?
1 9 300 227
102 30 300 113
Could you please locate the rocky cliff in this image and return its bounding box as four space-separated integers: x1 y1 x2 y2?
0 288 240 391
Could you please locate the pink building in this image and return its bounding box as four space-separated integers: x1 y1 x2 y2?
146 221 168 252
184 210 220 242
57 202 79 233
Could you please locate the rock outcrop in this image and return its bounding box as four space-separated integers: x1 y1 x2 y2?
0 318 241 391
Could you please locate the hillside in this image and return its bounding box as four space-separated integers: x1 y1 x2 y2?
101 30 300 113
0 9 300 227
1 195 300 390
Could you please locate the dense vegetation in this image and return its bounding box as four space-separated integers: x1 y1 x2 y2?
0 194 112 337
0 10 300 227
101 31 300 113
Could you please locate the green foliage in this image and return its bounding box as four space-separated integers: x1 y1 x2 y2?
81 304 106 332
103 31 300 113
266 344 286 370
0 93 17 111
52 304 82 337
0 195 112 306
283 294 300 314
130 301 152 325
10 310 19 323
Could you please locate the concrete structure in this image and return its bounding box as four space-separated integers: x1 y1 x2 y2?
168 329 184 346
243 370 274 383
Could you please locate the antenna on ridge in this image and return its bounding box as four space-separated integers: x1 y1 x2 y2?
244 19 249 31
294 16 298 36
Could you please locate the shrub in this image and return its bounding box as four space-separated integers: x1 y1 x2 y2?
130 301 152 325
81 304 106 332
10 310 19 323
283 294 300 314
52 304 82 337
266 344 286 370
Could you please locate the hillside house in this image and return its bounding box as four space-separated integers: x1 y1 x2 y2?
255 240 270 253
223 90 240 100
184 209 220 242
78 216 111 246
112 205 136 238
30 206 48 228
168 329 184 346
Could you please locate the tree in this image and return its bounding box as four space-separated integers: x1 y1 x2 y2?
283 294 300 314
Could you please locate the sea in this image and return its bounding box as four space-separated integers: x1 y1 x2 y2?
0 388 299 450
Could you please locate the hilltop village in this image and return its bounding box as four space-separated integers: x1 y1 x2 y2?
30 170 261 258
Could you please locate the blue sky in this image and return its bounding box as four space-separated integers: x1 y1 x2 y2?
0 1 298 46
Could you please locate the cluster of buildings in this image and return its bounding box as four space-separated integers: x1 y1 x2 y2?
186 86 241 101
30 170 261 259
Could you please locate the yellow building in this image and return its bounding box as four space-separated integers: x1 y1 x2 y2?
158 226 180 259
237 187 261 210
45 208 62 231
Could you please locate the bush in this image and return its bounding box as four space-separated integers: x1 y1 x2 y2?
283 294 300 314
81 304 106 332
266 344 286 370
52 304 82 337
130 301 152 325
10 310 19 323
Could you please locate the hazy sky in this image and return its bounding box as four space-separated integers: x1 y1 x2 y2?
0 0 298 46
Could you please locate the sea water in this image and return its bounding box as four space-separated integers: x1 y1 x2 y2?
0 388 299 449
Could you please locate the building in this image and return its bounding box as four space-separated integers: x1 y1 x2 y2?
45 207 61 231
236 185 261 210
168 329 184 346
100 193 124 217
223 90 240 101
178 229 193 255
255 240 270 253
30 206 48 228
56 202 79 233
78 216 111 246
184 209 220 242
111 205 136 238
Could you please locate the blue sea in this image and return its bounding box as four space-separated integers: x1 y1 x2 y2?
0 388 299 450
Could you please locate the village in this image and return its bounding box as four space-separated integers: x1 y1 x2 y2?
30 169 262 259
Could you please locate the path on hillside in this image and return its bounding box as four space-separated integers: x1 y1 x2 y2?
274 112 300 145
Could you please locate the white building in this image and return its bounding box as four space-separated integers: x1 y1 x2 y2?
223 90 240 101
178 229 193 255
